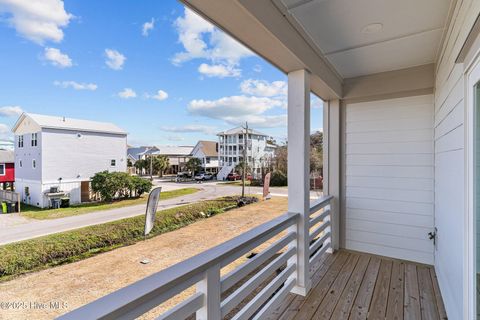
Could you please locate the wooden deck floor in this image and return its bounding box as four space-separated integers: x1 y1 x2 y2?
267 250 447 320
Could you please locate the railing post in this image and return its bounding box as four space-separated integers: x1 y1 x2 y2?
196 264 221 320
287 69 311 296
323 99 340 251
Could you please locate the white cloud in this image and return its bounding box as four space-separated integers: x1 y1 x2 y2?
160 124 217 135
172 8 253 76
240 79 287 97
187 95 286 128
253 64 262 73
142 18 155 36
54 80 97 91
0 124 9 133
167 135 185 142
150 90 168 101
198 63 240 78
104 49 126 70
0 105 23 117
43 47 72 68
0 0 72 44
118 88 136 99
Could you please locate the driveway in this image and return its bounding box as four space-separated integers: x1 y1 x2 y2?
0 181 322 245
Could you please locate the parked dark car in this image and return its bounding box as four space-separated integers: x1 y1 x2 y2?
226 173 241 181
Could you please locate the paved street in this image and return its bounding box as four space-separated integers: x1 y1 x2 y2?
0 180 323 245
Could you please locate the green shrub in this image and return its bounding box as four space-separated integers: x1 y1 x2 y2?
91 171 153 201
270 170 288 186
0 197 241 281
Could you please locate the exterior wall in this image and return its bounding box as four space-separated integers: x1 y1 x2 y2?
191 148 219 171
14 132 42 182
433 1 480 319
0 163 15 183
218 133 274 174
41 128 127 183
343 95 434 264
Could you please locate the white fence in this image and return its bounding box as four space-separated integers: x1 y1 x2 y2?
58 195 333 320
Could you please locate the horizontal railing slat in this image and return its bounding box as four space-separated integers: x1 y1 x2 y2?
309 241 331 275
221 232 296 293
309 220 331 242
57 212 299 320
309 208 331 227
309 195 333 215
221 247 296 317
232 264 296 320
156 292 203 320
309 231 331 255
251 277 296 320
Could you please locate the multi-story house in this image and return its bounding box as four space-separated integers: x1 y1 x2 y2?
217 127 275 180
12 113 127 208
191 140 219 174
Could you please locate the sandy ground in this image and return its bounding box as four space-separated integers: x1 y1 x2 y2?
0 197 288 320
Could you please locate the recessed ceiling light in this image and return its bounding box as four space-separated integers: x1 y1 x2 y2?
362 23 383 34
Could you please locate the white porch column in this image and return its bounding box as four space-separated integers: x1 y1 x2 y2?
323 99 340 251
288 69 311 296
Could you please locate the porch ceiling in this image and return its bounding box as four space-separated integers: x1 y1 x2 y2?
277 0 453 78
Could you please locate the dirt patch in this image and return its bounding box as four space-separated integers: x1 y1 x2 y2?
0 197 288 319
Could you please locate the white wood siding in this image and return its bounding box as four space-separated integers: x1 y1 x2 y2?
41 129 127 182
345 95 434 264
433 1 480 319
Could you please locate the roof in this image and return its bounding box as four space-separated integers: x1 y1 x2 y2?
151 146 194 156
217 126 268 136
0 150 14 163
127 146 159 157
195 140 218 157
13 113 127 135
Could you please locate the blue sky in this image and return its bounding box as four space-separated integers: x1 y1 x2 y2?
0 0 323 148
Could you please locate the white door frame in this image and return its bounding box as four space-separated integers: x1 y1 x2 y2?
465 48 480 320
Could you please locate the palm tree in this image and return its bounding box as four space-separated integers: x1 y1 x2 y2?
186 158 202 177
153 156 169 177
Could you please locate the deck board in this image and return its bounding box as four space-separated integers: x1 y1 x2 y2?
266 250 447 320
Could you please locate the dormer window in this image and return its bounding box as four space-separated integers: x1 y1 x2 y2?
18 135 23 148
31 133 38 147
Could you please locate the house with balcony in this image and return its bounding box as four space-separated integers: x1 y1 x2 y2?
0 149 15 190
191 140 219 174
59 1 480 319
13 113 127 208
217 127 276 180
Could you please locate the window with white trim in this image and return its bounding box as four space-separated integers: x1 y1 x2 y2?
0 164 5 176
19 160 22 168
18 135 23 148
111 159 116 166
32 159 36 169
31 133 38 146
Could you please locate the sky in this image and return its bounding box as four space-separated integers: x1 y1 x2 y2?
0 0 323 148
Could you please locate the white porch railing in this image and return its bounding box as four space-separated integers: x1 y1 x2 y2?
58 195 333 320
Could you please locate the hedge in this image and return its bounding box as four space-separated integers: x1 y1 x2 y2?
0 196 241 281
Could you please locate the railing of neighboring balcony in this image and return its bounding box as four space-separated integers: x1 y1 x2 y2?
58 195 334 320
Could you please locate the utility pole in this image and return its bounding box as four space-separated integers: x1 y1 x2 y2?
242 122 248 198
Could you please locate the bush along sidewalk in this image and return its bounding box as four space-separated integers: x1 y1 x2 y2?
0 196 252 281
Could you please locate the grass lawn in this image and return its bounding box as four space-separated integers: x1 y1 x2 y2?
0 196 249 281
20 188 199 220
218 180 251 186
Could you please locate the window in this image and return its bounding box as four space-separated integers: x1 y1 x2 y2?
19 160 22 168
18 135 24 148
111 159 116 166
206 157 210 164
0 164 5 176
31 133 38 146
32 159 36 169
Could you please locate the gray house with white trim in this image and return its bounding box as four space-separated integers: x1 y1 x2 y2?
12 113 127 208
